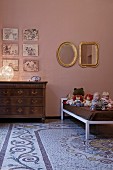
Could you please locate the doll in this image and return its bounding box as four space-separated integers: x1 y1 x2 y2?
66 94 75 105
66 91 84 106
84 94 93 106
73 95 84 107
90 92 103 111
101 92 113 109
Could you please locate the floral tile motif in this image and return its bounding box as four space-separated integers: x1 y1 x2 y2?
0 124 52 170
0 120 113 170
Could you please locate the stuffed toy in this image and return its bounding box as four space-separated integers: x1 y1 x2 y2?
101 91 113 109
90 92 103 111
73 88 84 96
66 88 84 106
84 94 93 107
73 95 84 107
66 94 75 105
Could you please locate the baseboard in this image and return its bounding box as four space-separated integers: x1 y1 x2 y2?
0 116 72 123
45 116 72 119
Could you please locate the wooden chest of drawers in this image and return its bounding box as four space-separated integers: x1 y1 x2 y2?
0 81 47 120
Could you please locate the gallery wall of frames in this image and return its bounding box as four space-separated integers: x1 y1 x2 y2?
1 28 39 74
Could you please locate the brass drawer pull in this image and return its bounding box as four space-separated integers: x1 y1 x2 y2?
18 99 23 104
4 109 9 112
32 100 37 104
17 108 23 113
31 109 37 113
4 100 9 104
32 91 37 95
17 90 23 95
3 91 9 94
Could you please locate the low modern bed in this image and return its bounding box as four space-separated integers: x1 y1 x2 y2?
61 98 113 140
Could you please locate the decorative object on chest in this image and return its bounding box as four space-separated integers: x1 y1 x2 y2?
0 81 47 122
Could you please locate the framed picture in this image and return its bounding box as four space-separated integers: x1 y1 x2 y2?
23 29 38 41
2 59 19 71
23 44 38 56
2 44 19 56
23 59 39 72
3 28 18 41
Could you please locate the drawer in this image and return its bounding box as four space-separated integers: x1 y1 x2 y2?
0 97 44 106
0 106 44 116
0 97 10 105
0 89 44 97
0 82 47 89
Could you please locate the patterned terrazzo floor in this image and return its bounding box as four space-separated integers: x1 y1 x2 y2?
0 119 113 170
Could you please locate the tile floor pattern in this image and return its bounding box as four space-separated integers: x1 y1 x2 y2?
0 119 113 169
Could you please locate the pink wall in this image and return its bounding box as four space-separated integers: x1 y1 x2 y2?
0 0 113 116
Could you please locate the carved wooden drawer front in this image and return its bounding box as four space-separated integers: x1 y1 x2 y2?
0 97 44 106
0 81 47 120
0 107 44 116
0 98 10 105
0 89 43 97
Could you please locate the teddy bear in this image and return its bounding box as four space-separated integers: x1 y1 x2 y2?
73 88 84 96
84 94 93 107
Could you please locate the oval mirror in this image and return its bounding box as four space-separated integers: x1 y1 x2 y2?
79 42 99 67
56 42 77 67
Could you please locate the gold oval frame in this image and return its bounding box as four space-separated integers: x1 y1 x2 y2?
56 42 77 67
79 42 99 68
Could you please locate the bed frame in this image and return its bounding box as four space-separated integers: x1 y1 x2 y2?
61 98 113 140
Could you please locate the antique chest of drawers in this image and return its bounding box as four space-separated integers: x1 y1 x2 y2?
0 81 47 120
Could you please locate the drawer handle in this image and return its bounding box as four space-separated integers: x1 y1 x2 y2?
32 100 37 104
5 109 9 112
32 91 37 95
4 100 9 104
3 91 9 94
31 109 37 113
18 99 23 104
17 90 23 95
17 108 23 113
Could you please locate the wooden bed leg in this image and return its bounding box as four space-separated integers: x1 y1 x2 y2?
86 121 89 140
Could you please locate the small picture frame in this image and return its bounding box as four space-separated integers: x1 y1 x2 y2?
23 29 39 41
23 59 39 72
23 44 38 56
2 59 19 71
2 44 19 56
3 28 18 41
